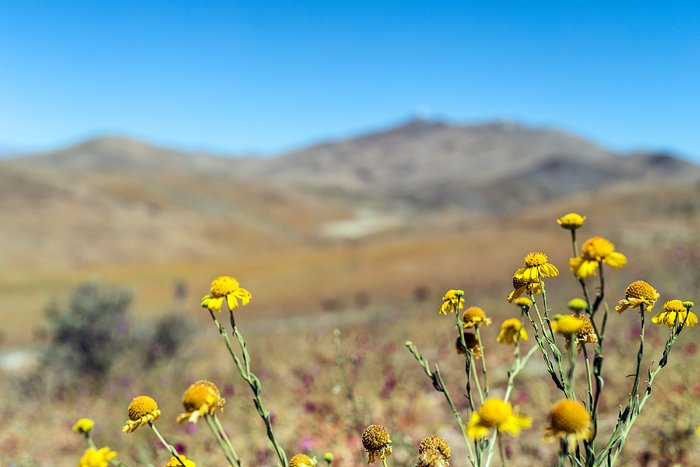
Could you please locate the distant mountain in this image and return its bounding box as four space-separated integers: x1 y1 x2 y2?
12 136 245 175
236 118 700 210
1 119 699 270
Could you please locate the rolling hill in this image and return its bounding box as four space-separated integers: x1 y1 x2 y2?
1 119 700 346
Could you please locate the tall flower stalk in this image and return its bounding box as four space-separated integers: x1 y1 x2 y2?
202 276 288 467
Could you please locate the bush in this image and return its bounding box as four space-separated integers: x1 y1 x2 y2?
42 281 132 390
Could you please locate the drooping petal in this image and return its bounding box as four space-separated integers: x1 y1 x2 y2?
604 251 627 268
465 413 490 440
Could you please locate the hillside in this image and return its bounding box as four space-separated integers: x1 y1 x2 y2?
2 120 700 346
3 119 700 270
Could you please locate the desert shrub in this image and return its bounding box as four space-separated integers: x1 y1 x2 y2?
42 281 132 390
142 313 195 367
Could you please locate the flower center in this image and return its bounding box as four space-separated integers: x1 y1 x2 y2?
478 399 512 426
524 252 548 267
663 299 686 314
550 400 590 433
625 280 658 301
210 276 240 297
128 396 158 420
582 237 614 260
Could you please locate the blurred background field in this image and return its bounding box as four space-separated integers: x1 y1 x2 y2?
1 120 700 466
2 2 700 466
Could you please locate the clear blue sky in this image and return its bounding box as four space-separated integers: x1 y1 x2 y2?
1 1 699 159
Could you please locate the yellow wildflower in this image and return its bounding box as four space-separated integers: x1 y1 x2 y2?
569 236 626 279
166 455 196 467
497 318 528 345
72 418 94 435
567 298 588 313
544 399 593 450
466 398 531 440
462 306 492 328
507 276 542 302
615 280 660 313
201 275 252 312
514 252 559 282
652 299 698 328
176 380 226 424
362 424 392 464
513 297 532 309
557 213 586 230
122 395 161 433
551 315 584 335
455 333 482 359
289 454 317 467
78 447 117 467
439 289 464 315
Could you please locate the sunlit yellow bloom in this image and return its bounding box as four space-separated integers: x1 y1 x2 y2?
544 399 593 450
569 237 627 279
496 318 528 345
73 418 94 435
551 315 584 335
455 333 482 359
166 455 196 467
557 213 586 230
439 290 464 315
615 280 660 313
567 298 588 313
176 380 226 424
466 398 531 440
652 299 698 328
418 435 450 461
507 276 542 302
462 306 492 328
78 447 117 467
122 395 161 433
513 297 532 309
696 425 700 437
514 252 559 282
289 454 317 467
201 275 252 312
362 424 392 464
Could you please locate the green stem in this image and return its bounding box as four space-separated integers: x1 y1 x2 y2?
148 423 187 467
570 230 579 257
532 290 566 388
209 309 287 466
524 306 564 391
498 434 508 467
212 413 243 467
405 341 477 465
558 438 568 467
469 352 485 404
456 312 477 412
204 414 238 466
483 340 538 467
229 311 288 467
83 433 97 450
599 312 685 465
566 336 576 395
476 326 489 397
